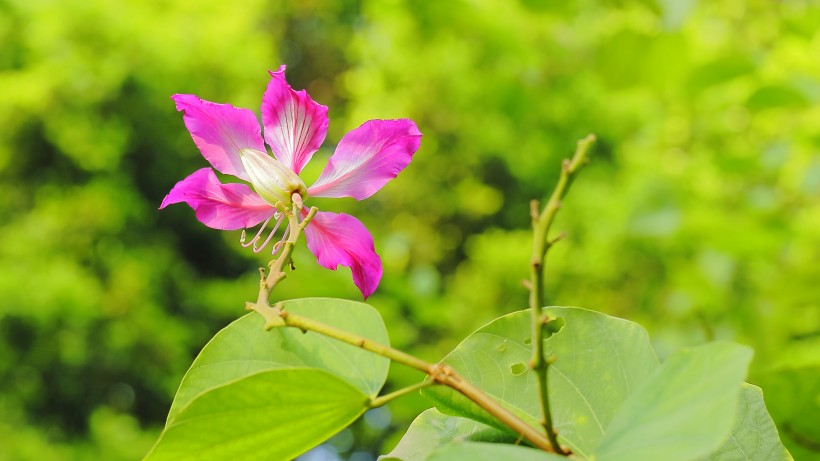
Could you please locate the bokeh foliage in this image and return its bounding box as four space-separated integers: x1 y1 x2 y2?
1 0 818 459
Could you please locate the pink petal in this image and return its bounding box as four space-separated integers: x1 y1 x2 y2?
308 119 422 200
160 168 275 230
261 65 329 174
172 94 266 182
303 211 383 298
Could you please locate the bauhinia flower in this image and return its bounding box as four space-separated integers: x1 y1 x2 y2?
160 65 422 298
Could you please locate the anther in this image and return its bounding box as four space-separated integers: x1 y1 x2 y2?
241 216 272 248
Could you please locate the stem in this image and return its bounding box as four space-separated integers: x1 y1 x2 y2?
255 200 318 305
256 302 432 372
368 380 436 408
528 134 595 455
247 302 556 453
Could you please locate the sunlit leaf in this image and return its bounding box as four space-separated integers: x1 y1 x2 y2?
592 342 752 461
145 368 367 461
426 441 566 461
380 408 513 461
167 297 389 422
149 298 389 459
700 384 792 461
757 338 820 459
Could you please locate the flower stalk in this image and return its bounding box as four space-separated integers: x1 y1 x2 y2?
528 134 596 455
255 199 317 305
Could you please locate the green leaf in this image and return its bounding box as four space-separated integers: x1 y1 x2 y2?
592 342 753 461
167 297 389 422
145 368 367 461
756 337 820 459
422 307 659 457
426 441 567 461
148 298 389 460
381 408 513 461
701 384 792 461
686 56 755 92
746 85 809 111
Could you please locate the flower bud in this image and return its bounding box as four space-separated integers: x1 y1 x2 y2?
239 148 307 206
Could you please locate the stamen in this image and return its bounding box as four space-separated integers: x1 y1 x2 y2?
241 216 272 248
270 226 291 256
253 213 285 253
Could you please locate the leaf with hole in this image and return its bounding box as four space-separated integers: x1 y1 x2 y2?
421 307 659 457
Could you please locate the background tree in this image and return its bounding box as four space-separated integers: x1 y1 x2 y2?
0 0 817 459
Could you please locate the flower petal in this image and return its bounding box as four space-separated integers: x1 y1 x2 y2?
261 65 329 174
308 119 422 200
160 168 275 230
172 94 265 182
303 211 382 298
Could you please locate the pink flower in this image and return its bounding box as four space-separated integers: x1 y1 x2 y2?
160 65 422 298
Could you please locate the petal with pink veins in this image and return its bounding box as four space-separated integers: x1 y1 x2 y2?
160 168 275 230
303 211 382 298
261 65 329 174
308 119 422 200
172 94 265 182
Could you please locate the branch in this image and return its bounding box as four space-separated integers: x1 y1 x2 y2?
528 134 596 454
247 302 556 453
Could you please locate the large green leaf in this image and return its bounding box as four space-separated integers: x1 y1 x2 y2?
592 342 752 461
701 384 792 461
380 408 514 461
426 441 566 461
145 368 367 461
147 298 389 460
167 297 390 422
422 307 659 457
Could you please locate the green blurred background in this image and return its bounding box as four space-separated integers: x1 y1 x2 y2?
1 0 819 459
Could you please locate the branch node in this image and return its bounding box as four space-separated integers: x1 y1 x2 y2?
547 231 567 247
530 199 540 221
